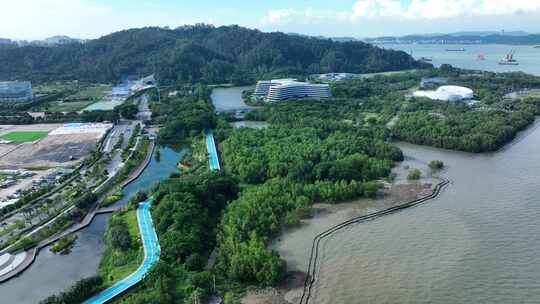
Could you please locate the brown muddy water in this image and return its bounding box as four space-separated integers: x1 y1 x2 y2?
273 120 540 304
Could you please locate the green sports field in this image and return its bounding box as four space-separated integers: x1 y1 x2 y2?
1 131 50 142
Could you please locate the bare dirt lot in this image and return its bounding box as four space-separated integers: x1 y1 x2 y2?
0 124 102 169
0 134 99 169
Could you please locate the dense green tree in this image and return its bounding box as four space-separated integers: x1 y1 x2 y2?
117 103 138 119
0 25 427 84
75 192 97 210
105 217 132 251
40 276 103 304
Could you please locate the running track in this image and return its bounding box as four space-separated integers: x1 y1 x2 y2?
84 197 160 304
205 129 221 171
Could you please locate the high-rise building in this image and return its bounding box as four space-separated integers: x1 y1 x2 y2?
0 81 33 102
254 79 331 102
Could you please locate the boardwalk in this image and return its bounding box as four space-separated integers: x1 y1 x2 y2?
120 141 156 188
84 197 160 304
0 249 36 283
205 129 221 171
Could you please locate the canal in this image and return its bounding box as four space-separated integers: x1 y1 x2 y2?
0 146 185 304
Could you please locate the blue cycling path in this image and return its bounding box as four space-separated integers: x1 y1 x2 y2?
205 129 221 171
84 197 159 304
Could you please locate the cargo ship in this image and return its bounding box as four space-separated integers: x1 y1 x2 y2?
498 50 519 65
445 48 465 52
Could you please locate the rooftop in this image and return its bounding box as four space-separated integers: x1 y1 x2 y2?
413 85 474 101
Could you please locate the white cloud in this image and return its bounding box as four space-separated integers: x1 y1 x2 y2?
260 9 298 25
351 0 403 19
350 0 540 20
0 0 114 39
259 7 336 26
0 0 217 39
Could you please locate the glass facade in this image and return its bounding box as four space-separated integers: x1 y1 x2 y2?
0 81 33 102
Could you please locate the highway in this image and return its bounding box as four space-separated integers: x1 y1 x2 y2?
205 129 221 171
84 197 159 304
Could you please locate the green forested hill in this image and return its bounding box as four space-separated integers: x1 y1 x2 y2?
0 24 429 84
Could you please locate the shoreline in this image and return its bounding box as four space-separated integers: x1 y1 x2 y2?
243 175 446 304
299 177 449 304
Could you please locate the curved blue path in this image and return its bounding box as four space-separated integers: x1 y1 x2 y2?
84 198 160 304
205 129 221 171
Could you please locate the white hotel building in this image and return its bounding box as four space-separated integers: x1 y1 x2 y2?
254 79 331 102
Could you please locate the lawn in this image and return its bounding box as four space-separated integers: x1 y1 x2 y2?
45 100 96 112
526 90 540 98
359 69 418 78
70 84 111 100
34 83 112 112
1 131 49 142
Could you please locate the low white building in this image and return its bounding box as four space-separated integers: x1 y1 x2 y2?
413 85 474 102
317 73 356 82
254 79 331 102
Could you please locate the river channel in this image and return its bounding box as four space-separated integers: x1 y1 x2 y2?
274 119 540 304
0 146 185 304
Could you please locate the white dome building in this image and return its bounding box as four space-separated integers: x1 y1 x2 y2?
413 85 474 102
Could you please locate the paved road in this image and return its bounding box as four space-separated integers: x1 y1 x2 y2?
205 130 221 171
84 197 159 304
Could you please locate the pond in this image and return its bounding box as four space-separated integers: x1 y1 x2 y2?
210 86 254 112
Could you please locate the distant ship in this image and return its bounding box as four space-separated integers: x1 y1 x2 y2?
535 45 540 48
498 50 519 65
420 57 433 62
446 48 466 52
477 54 486 61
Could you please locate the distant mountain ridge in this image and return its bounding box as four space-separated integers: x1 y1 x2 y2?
366 31 540 45
0 24 428 84
409 31 531 37
0 35 84 48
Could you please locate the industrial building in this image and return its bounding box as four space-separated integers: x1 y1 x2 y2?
413 85 474 102
0 81 33 102
254 79 331 102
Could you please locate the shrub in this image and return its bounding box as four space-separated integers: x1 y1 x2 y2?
429 160 444 170
284 211 301 227
407 168 422 180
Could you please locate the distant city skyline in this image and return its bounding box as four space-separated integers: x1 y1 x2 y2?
2 0 540 40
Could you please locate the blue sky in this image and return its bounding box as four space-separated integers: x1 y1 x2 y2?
2 0 540 40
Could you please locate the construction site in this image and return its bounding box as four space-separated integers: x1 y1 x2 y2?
0 123 112 205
